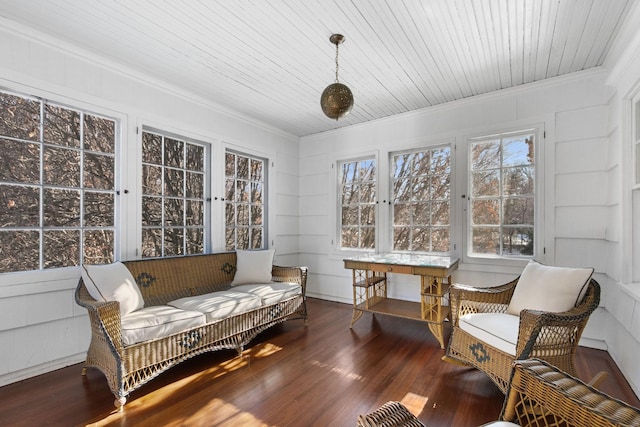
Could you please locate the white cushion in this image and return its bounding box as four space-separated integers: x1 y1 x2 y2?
168 290 263 322
506 260 593 315
232 282 302 305
231 249 275 286
459 313 520 356
120 306 205 346
81 262 145 316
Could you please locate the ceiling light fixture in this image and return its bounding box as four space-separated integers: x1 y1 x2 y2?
320 34 354 120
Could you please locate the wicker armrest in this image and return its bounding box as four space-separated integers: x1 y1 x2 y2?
74 280 124 351
516 309 591 357
449 278 518 324
271 265 308 295
501 358 640 426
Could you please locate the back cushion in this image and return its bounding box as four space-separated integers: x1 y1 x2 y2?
81 262 145 316
231 249 275 286
506 260 593 315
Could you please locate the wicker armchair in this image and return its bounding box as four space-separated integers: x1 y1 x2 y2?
501 358 640 426
443 275 600 393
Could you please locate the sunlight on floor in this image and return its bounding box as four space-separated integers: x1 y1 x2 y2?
174 397 270 427
400 392 429 417
249 342 282 359
88 342 284 426
309 359 364 382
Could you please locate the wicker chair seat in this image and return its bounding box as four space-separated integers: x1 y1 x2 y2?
459 312 520 355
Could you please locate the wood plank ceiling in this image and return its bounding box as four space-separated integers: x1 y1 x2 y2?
0 0 633 137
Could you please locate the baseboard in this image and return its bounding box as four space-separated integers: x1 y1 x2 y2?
579 337 607 350
0 353 86 388
306 292 352 305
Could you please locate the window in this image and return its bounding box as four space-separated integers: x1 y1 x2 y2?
0 89 117 273
224 150 266 250
391 146 451 253
141 130 209 257
338 158 376 250
468 131 535 257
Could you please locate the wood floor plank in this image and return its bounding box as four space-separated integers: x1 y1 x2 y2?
0 298 637 426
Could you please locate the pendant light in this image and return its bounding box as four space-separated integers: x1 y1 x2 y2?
320 34 354 120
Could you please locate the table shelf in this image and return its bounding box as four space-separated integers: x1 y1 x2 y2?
355 298 423 321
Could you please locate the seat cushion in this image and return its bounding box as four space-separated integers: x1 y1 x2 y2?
81 262 145 316
168 291 263 322
507 260 593 315
121 306 205 346
231 282 302 305
231 249 275 285
459 313 520 356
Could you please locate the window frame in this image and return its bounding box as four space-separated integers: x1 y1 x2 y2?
336 156 378 251
0 87 121 274
224 148 268 251
463 127 542 264
389 144 453 255
140 127 211 258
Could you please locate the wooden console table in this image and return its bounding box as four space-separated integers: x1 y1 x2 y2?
343 253 459 349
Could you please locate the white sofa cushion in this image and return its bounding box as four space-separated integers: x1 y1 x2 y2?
459 313 520 356
232 282 302 305
507 260 593 315
120 306 205 346
231 249 275 285
81 262 145 316
168 290 263 322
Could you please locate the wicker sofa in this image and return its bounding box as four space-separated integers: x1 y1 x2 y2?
74 251 307 411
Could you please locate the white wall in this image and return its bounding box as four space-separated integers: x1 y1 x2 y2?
0 21 300 386
300 70 613 350
599 10 640 397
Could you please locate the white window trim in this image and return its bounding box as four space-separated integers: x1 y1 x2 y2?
220 141 273 252
461 124 545 269
139 126 212 258
329 150 379 258
387 142 454 255
0 86 124 277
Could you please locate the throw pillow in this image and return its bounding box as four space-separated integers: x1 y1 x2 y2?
506 260 593 315
81 262 145 316
231 248 275 285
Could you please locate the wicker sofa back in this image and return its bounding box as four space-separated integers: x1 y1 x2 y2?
75 252 307 411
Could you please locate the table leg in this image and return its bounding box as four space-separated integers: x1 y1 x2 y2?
350 309 363 328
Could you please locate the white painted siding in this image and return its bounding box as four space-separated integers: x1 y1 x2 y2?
0 26 300 386
300 70 612 353
602 7 640 395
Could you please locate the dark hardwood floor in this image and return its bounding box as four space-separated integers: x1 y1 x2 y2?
1 298 638 427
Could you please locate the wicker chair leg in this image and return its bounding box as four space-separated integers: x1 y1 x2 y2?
441 355 470 367
115 396 126 412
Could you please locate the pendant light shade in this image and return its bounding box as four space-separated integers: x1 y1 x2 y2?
320 34 354 120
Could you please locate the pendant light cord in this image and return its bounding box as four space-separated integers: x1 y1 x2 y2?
335 43 340 83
